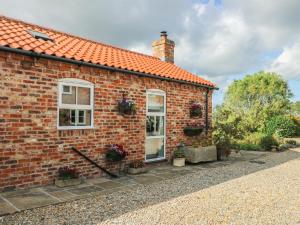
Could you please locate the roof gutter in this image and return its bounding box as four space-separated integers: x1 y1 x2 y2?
0 46 218 90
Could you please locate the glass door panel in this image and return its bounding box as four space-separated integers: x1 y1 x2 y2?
145 138 164 160
146 116 164 136
145 90 166 161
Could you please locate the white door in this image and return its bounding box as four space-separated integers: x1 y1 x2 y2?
145 89 166 161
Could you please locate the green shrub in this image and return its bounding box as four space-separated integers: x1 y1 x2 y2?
291 116 300 136
243 132 265 145
285 140 297 146
212 129 231 160
259 135 278 151
173 148 185 158
231 143 261 151
265 115 298 137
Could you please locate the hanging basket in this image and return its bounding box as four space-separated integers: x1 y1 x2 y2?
190 102 202 118
183 126 203 137
118 99 136 115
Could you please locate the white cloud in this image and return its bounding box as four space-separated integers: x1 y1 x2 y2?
269 41 300 80
193 4 206 17
129 43 152 55
1 0 300 102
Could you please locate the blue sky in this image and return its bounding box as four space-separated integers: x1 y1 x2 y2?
0 0 299 105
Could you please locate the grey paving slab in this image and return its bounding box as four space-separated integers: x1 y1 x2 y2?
132 174 165 185
3 190 59 210
111 177 138 185
45 190 78 201
0 197 18 216
86 177 111 184
1 189 38 198
94 181 124 190
67 185 103 196
41 185 65 193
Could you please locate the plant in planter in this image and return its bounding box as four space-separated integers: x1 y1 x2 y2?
106 144 129 162
128 160 148 174
117 95 136 115
190 102 202 118
183 123 204 137
173 146 185 167
55 166 81 187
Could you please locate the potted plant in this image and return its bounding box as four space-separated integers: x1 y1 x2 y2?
117 94 136 115
183 123 204 137
190 102 202 118
55 166 81 187
128 160 148 174
106 144 128 162
173 147 185 167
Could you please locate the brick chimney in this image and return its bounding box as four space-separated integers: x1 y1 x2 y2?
152 31 175 63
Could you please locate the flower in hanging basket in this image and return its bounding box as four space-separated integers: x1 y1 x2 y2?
183 123 204 137
106 144 129 162
190 102 202 118
118 98 136 115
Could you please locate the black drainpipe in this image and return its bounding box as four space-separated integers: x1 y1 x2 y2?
205 88 209 135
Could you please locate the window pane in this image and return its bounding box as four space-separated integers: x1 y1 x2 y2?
77 87 90 105
85 110 91 126
59 109 74 126
146 116 164 136
62 86 76 104
59 109 91 127
70 110 76 124
77 110 91 126
63 85 71 93
78 110 85 124
145 138 164 160
148 94 164 113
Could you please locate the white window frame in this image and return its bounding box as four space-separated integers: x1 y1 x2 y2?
145 89 166 162
57 78 94 130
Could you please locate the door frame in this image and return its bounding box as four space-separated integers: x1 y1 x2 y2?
145 89 166 162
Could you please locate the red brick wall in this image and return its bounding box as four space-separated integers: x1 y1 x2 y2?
0 51 213 191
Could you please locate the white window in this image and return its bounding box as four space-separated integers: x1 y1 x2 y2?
57 78 94 130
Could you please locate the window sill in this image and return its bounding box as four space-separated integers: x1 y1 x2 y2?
57 126 94 130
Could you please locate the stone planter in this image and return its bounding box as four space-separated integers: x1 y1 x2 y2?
173 158 185 167
184 145 217 163
128 167 148 175
55 178 82 188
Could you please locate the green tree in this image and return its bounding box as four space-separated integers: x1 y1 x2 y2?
222 71 292 133
291 101 300 116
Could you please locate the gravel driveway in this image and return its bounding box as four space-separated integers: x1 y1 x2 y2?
101 149 300 225
1 149 300 225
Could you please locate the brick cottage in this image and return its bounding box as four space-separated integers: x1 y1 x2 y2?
0 16 216 191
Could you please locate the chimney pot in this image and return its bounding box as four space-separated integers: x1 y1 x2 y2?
160 31 167 37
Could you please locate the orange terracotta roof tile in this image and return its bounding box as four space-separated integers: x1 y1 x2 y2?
0 15 215 87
